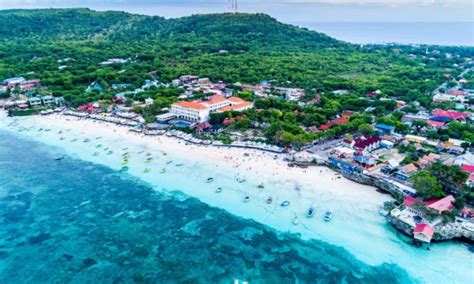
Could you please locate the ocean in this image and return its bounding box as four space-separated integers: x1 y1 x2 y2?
0 114 472 283
296 22 474 47
0 130 409 283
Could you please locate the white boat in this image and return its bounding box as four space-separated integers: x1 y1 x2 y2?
292 216 299 225
280 200 290 207
307 207 315 218
266 196 273 204
324 210 333 221
215 187 223 193
243 195 250 203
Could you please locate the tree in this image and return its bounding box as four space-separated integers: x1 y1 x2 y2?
411 171 445 199
358 123 375 135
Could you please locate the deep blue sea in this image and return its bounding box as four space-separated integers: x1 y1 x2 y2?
296 22 474 47
0 130 413 282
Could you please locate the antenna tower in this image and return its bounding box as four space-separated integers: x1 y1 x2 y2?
229 0 238 14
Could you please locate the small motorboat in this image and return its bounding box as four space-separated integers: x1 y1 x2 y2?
292 216 299 225
54 156 64 161
120 166 129 172
236 177 247 183
266 196 273 204
144 168 151 173
216 187 223 193
83 138 90 143
160 168 167 174
280 200 290 207
206 177 214 183
166 160 173 165
243 195 250 203
307 207 315 218
176 163 184 167
257 183 264 189
324 210 333 222
107 150 113 155
96 144 102 148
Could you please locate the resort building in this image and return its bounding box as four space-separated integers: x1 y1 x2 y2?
169 96 253 123
170 101 209 123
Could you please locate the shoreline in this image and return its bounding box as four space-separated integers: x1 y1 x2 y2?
1 112 473 283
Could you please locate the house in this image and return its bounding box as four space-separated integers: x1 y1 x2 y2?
41 95 54 105
413 224 435 243
425 195 455 213
319 117 349 131
375 123 395 134
353 154 378 168
432 109 469 121
3 77 25 86
396 163 418 180
27 97 41 107
461 164 474 174
348 135 381 152
145 98 154 106
405 134 427 144
427 119 446 128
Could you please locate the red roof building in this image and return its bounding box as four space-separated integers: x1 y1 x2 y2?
425 195 455 212
432 109 469 121
413 224 435 243
461 164 474 174
427 120 445 128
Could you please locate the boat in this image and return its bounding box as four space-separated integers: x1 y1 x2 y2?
93 152 100 156
206 177 214 183
144 168 151 173
215 187 223 193
324 210 333 221
83 138 90 143
292 216 299 225
307 207 315 218
107 150 113 155
160 168 167 174
266 196 273 204
166 160 173 165
120 166 129 172
175 163 184 167
280 200 290 207
236 176 247 183
243 195 250 203
257 183 264 189
54 156 64 161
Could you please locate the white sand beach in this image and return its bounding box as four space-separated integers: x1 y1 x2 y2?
1 112 472 284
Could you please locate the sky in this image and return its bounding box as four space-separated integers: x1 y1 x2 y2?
0 0 473 23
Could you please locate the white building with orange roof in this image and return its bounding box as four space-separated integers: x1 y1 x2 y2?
170 96 253 123
171 101 209 123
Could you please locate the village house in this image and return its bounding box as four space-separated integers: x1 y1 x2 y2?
27 97 41 107
395 163 418 180
344 135 382 152
413 224 435 243
41 95 54 105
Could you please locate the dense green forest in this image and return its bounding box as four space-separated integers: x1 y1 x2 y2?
0 8 472 145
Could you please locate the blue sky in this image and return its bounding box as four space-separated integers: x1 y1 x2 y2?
1 0 473 23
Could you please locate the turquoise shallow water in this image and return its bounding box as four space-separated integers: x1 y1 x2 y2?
0 130 414 283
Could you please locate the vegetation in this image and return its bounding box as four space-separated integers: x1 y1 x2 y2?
0 8 472 146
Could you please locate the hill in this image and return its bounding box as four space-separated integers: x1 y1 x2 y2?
0 9 341 51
